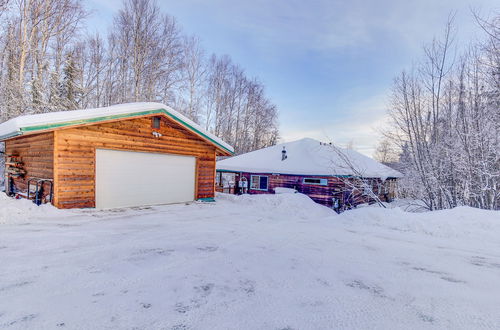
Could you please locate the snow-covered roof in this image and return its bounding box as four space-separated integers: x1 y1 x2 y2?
0 102 234 155
217 138 402 179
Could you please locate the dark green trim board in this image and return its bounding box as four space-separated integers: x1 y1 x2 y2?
7 108 233 154
215 169 242 174
20 110 158 133
197 197 215 202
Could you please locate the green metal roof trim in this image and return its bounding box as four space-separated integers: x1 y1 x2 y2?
14 108 234 155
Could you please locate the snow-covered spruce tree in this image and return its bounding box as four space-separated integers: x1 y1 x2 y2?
59 52 78 110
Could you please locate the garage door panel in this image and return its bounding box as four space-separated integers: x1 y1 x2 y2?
96 149 196 209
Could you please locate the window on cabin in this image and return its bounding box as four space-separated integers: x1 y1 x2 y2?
250 175 268 190
303 178 328 186
152 116 161 129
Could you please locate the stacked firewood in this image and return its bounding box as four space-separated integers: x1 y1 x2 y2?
5 155 26 177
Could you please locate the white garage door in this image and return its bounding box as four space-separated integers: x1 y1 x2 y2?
95 149 196 209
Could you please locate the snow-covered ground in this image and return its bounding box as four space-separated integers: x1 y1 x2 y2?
0 193 499 329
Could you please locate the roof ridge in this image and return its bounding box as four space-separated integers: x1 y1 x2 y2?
217 137 402 179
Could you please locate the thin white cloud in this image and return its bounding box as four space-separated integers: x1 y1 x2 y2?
162 0 497 55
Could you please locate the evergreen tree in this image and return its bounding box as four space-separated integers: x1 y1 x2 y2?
60 53 77 110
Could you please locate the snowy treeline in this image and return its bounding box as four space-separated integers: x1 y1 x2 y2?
381 14 499 210
0 0 279 154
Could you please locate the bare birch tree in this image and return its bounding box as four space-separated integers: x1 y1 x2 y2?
385 13 499 210
0 0 279 157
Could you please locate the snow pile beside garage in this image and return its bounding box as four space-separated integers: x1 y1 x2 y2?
0 194 64 224
216 192 335 219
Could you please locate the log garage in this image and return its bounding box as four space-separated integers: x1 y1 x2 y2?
0 102 234 209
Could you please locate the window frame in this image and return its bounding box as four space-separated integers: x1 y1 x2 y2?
250 175 269 191
302 177 328 186
151 116 161 129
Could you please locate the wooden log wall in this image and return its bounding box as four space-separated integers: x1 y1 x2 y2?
4 132 54 199
52 116 217 209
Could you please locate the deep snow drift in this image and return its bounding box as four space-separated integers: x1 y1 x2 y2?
0 193 499 329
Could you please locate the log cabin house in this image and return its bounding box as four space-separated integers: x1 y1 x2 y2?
216 138 402 211
0 102 233 209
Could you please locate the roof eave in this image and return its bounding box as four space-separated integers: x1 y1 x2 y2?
216 149 234 157
216 168 403 179
0 131 22 141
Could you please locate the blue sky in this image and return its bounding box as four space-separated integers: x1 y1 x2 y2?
87 0 498 156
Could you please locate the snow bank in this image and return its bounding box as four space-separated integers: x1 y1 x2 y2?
215 193 499 241
273 187 297 194
340 205 500 241
0 189 499 329
0 194 65 224
383 198 430 212
216 192 336 219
